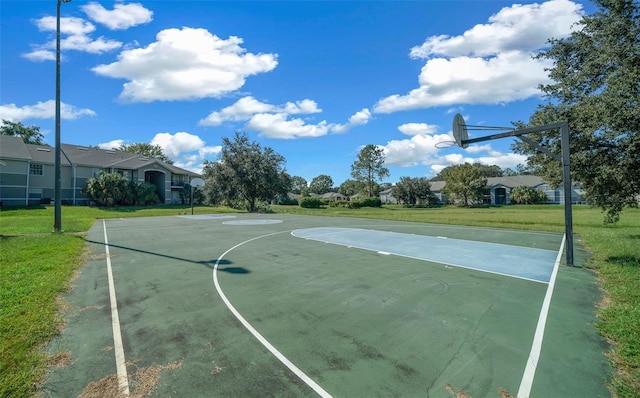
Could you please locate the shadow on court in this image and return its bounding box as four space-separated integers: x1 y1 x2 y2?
84 238 250 274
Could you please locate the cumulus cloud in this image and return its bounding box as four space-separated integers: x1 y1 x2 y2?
373 0 584 113
97 139 126 150
23 16 122 60
331 108 372 134
81 2 153 30
0 100 96 122
379 121 527 176
200 96 370 139
99 132 220 173
92 28 278 102
397 122 438 136
151 132 221 172
199 96 321 126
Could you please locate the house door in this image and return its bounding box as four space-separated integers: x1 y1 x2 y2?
495 188 507 204
145 171 165 203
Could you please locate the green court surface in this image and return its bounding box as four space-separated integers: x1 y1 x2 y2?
41 214 610 397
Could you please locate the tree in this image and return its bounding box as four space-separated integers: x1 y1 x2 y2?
118 143 173 164
513 0 639 223
441 163 487 206
351 144 390 197
203 132 287 212
394 176 433 205
432 163 504 181
338 179 366 197
1 120 44 145
290 176 308 194
308 174 334 194
83 171 160 206
510 186 547 204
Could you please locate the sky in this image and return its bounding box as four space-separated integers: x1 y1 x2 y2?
0 0 594 186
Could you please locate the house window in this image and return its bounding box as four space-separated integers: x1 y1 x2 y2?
30 164 44 175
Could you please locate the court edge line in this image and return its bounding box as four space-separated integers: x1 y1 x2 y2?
212 231 333 398
517 233 565 398
102 220 130 396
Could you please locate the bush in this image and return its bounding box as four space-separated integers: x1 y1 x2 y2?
299 197 323 208
353 197 382 208
278 197 299 205
329 200 351 208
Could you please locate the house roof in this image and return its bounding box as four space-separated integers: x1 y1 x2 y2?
0 135 34 160
0 135 197 176
486 175 545 188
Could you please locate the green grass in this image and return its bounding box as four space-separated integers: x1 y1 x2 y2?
0 204 638 397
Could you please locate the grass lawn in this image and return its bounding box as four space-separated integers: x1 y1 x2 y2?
0 204 638 397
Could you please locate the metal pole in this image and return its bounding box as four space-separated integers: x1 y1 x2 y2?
560 122 574 266
54 0 62 232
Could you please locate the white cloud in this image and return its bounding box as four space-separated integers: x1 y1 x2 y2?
0 100 96 122
246 113 331 139
373 0 584 113
151 132 221 173
409 0 582 58
92 28 278 102
382 133 454 167
81 2 153 30
331 108 371 134
199 96 320 126
23 16 122 60
150 132 206 159
200 96 369 139
397 122 438 136
379 123 527 177
97 139 126 150
97 132 220 173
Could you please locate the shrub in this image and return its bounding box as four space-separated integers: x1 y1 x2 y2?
299 197 323 208
278 197 299 205
329 200 351 208
355 197 382 208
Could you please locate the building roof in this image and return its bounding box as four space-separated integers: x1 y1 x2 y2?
486 175 545 188
0 135 34 160
0 135 197 176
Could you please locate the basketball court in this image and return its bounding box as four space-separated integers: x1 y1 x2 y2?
41 213 609 397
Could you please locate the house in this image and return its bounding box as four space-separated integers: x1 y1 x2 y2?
0 135 199 207
383 175 584 205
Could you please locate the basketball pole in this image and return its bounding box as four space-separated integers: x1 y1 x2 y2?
455 117 574 266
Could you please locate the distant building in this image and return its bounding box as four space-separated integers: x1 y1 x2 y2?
0 135 199 207
382 175 584 205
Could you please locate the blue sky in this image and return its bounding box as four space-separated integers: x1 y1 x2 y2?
1 0 593 186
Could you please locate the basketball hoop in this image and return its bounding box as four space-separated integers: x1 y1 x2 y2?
435 140 457 149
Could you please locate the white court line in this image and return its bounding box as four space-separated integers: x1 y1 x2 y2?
212 232 333 398
517 234 565 398
102 220 130 396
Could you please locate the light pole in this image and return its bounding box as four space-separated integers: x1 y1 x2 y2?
54 0 71 232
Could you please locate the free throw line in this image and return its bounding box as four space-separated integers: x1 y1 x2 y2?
102 220 130 396
212 232 333 398
517 234 565 398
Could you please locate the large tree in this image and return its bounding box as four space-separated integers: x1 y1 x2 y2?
117 143 173 164
394 176 433 205
308 174 334 195
338 179 366 197
441 163 487 206
431 163 504 181
513 0 639 223
290 176 308 194
351 144 390 197
1 120 45 145
202 132 287 212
